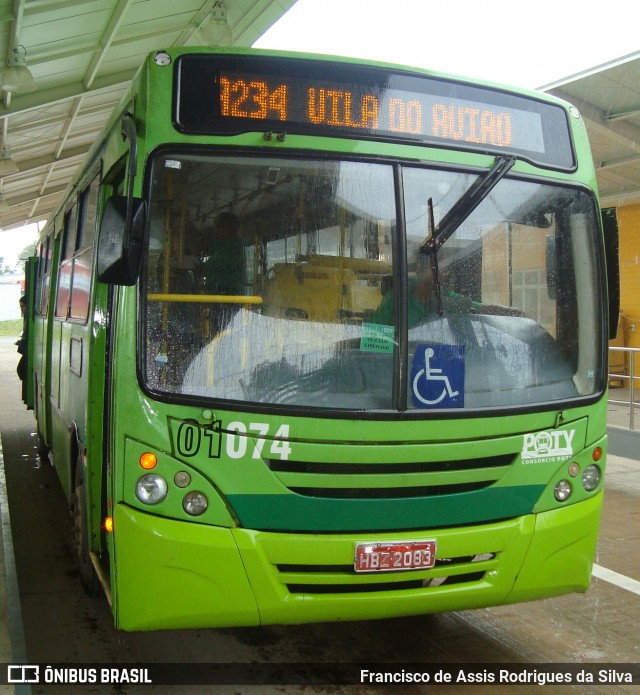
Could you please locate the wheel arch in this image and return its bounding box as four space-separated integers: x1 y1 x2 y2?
68 420 84 501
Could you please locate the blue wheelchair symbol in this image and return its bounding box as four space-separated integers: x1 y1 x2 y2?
411 344 465 408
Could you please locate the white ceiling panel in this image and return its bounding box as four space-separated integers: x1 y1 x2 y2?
0 0 297 233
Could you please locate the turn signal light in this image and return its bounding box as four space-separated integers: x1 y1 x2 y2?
139 452 158 470
103 517 114 533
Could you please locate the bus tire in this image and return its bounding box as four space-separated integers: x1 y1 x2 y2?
33 398 50 462
71 463 101 597
37 430 49 462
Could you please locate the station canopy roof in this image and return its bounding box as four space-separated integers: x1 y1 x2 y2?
0 0 296 232
0 1 638 235
543 50 640 210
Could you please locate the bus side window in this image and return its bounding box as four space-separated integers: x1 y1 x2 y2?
55 204 78 319
69 175 100 321
38 237 52 316
35 243 43 312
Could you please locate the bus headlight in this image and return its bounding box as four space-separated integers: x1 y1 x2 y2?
136 474 168 504
582 464 601 491
554 479 572 502
183 491 208 516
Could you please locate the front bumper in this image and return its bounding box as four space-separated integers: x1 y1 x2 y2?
112 492 602 631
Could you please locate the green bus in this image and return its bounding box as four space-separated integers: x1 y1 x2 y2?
26 47 617 631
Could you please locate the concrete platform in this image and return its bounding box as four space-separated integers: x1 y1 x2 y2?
0 337 31 694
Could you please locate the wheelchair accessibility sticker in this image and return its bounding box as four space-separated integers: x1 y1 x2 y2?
411 344 465 408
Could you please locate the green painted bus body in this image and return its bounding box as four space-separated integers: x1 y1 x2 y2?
27 48 609 631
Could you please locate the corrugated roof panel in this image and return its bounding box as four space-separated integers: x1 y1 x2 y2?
545 53 640 207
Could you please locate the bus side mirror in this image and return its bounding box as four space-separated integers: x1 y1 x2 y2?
601 208 620 341
97 195 146 285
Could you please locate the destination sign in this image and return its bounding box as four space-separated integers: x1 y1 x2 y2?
175 55 575 169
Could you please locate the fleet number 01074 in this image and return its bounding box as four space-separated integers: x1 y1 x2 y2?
176 420 292 460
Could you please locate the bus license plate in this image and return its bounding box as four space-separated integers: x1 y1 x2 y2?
354 541 436 573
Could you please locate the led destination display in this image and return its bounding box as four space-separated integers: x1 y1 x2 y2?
175 55 575 169
219 74 526 148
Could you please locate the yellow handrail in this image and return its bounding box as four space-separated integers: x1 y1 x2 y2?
147 293 263 305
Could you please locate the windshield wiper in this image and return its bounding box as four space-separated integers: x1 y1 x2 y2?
420 154 516 255
419 154 516 315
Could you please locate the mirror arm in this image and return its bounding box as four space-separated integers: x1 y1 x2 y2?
121 111 138 239
96 110 146 286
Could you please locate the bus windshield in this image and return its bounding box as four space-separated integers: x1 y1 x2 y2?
142 152 602 412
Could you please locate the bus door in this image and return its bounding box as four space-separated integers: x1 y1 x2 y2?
48 204 76 490
21 255 37 409
50 175 100 499
33 234 55 452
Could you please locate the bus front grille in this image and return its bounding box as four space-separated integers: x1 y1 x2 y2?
265 454 514 499
276 553 496 594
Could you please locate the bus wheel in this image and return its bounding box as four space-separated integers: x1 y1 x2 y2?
71 463 101 597
34 400 50 463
